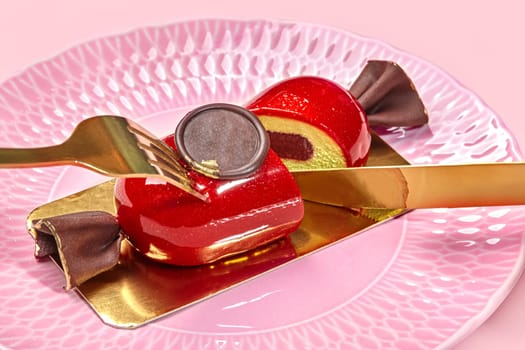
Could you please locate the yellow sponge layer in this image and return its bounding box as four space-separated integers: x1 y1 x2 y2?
259 115 346 170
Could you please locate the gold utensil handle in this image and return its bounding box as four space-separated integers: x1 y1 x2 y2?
0 144 71 168
292 162 525 209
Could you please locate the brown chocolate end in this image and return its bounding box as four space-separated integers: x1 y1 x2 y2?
175 103 270 179
350 60 428 127
31 211 122 290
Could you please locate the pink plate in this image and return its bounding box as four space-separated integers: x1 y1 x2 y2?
0 19 524 350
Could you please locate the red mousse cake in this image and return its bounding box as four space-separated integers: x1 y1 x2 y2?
114 104 304 266
247 76 370 170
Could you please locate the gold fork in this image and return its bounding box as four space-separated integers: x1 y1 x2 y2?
0 115 208 201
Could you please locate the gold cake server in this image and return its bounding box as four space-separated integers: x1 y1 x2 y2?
26 133 408 328
292 162 525 209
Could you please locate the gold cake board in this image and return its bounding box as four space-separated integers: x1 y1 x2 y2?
27 133 408 328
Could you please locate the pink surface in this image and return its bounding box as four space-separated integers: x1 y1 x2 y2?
0 1 524 349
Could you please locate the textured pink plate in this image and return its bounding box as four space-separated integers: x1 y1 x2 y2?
0 19 524 350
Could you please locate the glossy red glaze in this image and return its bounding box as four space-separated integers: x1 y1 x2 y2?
246 76 370 166
114 136 304 266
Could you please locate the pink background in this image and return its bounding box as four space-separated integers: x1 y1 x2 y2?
1 0 524 348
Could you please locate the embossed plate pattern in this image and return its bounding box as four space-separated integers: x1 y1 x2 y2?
0 19 523 350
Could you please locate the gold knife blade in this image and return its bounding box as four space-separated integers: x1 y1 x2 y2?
291 162 525 209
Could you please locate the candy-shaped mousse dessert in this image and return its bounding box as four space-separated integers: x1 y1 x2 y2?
246 77 370 169
246 60 427 170
114 104 304 266
29 60 427 289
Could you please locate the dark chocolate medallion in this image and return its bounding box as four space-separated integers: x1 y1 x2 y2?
175 103 270 179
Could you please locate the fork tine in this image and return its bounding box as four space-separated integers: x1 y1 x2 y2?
140 142 188 175
126 122 171 152
134 137 187 171
128 122 182 156
145 154 193 187
126 123 193 178
125 120 210 202
125 121 181 165
148 159 193 187
149 164 209 201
